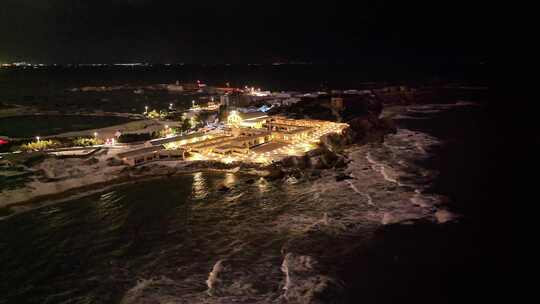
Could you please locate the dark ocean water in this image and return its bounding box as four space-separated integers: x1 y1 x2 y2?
0 64 487 112
340 102 509 303
0 63 488 91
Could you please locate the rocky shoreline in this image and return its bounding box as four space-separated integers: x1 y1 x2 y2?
0 128 383 219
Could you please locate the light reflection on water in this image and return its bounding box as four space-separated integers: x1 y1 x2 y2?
1 174 217 303
257 177 270 193
223 173 237 188
191 172 208 200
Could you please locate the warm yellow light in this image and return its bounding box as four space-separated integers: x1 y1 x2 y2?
222 156 235 164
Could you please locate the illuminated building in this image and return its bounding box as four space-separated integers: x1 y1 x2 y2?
330 97 344 110
117 111 348 166
219 95 230 106
149 132 209 147
117 146 186 166
227 111 268 129
189 101 220 112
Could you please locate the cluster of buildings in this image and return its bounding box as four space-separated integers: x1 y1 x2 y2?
116 111 347 166
114 81 405 166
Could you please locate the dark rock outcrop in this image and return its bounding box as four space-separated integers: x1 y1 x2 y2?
281 155 308 169
281 253 345 304
265 165 286 180
281 146 347 172
83 157 99 165
106 157 124 166
335 172 353 182
341 96 383 121
218 184 231 192
345 115 396 144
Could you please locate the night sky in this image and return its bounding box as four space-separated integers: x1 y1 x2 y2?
1 0 487 64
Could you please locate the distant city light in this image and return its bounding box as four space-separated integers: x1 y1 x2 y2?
113 63 143 67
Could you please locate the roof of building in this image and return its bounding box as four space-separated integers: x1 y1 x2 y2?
190 137 235 150
149 132 205 146
270 117 330 127
239 111 268 120
284 127 312 135
185 135 232 148
240 117 267 124
234 133 268 142
214 144 248 151
117 146 164 158
265 122 305 129
271 126 312 135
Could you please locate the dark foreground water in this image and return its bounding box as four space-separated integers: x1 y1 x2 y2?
0 101 508 304
340 102 510 303
0 173 288 303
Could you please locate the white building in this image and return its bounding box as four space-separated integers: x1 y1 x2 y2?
219 95 230 106
281 98 301 106
272 92 292 98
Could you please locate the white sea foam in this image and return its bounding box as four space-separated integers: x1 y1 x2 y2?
394 114 431 120
344 180 376 206
364 192 375 206
281 253 342 303
206 260 224 295
285 176 299 184
405 101 480 115
455 100 479 106
434 209 459 223
410 190 434 209
366 152 402 185
224 193 244 202
120 277 176 304
321 212 330 226
415 142 427 154
345 180 361 194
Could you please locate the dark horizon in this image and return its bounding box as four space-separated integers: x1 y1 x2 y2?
1 0 487 64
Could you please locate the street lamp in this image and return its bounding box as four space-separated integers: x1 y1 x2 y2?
94 132 98 138
144 105 148 113
169 103 173 110
36 136 40 142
